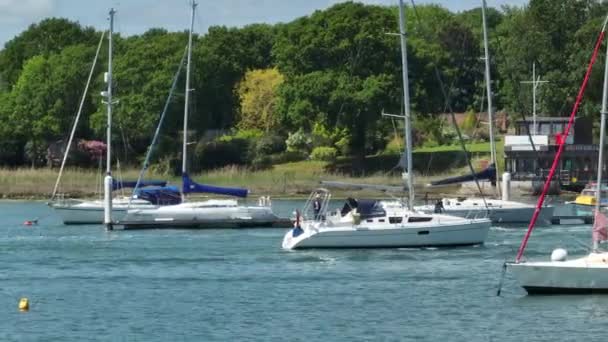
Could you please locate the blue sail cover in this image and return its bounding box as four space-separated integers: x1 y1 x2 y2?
430 163 496 187
112 179 167 191
182 173 248 198
134 186 181 205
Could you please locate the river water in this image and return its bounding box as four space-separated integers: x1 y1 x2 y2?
1 200 606 341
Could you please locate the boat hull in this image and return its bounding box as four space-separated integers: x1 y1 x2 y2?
416 200 554 225
282 219 490 249
52 206 129 225
508 255 608 294
51 199 155 225
119 204 284 229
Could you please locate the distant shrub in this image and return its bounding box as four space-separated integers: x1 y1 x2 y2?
193 138 251 170
285 129 312 153
269 151 308 164
462 110 478 132
254 134 286 156
310 146 337 162
383 135 403 155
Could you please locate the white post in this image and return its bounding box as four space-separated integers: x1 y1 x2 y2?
501 172 511 202
181 1 197 202
104 8 116 230
398 0 414 211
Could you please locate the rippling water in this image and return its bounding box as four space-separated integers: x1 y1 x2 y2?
1 200 607 341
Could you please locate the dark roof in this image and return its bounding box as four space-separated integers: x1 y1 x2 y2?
515 116 575 123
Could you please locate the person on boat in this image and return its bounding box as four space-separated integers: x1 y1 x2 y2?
313 194 322 220
434 200 444 213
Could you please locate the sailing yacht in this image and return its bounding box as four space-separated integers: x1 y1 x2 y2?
282 0 491 250
507 15 608 294
49 10 178 225
118 1 280 229
414 0 553 225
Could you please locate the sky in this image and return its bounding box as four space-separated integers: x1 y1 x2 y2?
0 0 528 47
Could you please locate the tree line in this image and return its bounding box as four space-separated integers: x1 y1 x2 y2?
0 0 607 172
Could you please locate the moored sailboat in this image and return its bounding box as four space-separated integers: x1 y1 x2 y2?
49 10 177 225
507 15 608 294
282 0 491 250
118 1 281 229
414 0 553 225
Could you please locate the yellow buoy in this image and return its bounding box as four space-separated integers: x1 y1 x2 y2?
18 298 29 311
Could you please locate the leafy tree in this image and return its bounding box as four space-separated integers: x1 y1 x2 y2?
0 18 98 88
236 68 284 132
192 24 276 131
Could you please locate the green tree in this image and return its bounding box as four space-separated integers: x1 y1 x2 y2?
236 68 284 132
0 18 98 88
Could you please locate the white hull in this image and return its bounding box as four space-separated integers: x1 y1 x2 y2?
119 200 281 229
51 199 155 224
508 253 608 294
283 219 490 249
416 198 554 225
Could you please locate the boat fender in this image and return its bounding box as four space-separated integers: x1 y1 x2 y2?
551 248 568 262
352 209 361 225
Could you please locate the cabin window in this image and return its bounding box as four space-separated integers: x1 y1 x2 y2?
417 230 430 235
389 217 403 224
408 217 433 223
456 203 461 206
366 219 373 223
378 219 385 223
473 203 478 206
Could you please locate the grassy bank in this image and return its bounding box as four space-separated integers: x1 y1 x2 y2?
0 160 467 200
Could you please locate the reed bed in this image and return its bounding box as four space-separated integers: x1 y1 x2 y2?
0 161 461 199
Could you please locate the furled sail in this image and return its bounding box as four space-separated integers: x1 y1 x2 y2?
429 164 496 187
112 179 167 191
182 173 248 198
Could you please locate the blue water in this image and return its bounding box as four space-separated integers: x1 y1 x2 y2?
2 200 608 341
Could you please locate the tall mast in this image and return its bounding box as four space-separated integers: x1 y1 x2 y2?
481 0 499 189
181 0 196 201
398 0 414 210
593 41 608 251
532 63 537 134
103 8 116 230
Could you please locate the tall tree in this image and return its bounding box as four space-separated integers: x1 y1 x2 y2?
0 18 98 89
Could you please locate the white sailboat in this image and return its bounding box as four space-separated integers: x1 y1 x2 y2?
282 0 491 250
119 1 280 229
49 10 174 225
507 17 608 294
414 0 553 225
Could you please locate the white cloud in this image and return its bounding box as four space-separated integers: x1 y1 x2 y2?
0 0 55 24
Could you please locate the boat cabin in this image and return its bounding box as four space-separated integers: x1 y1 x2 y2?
503 116 602 191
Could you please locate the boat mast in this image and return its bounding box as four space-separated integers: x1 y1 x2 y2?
181 0 197 201
593 41 608 251
398 0 414 210
481 0 499 192
103 8 116 230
